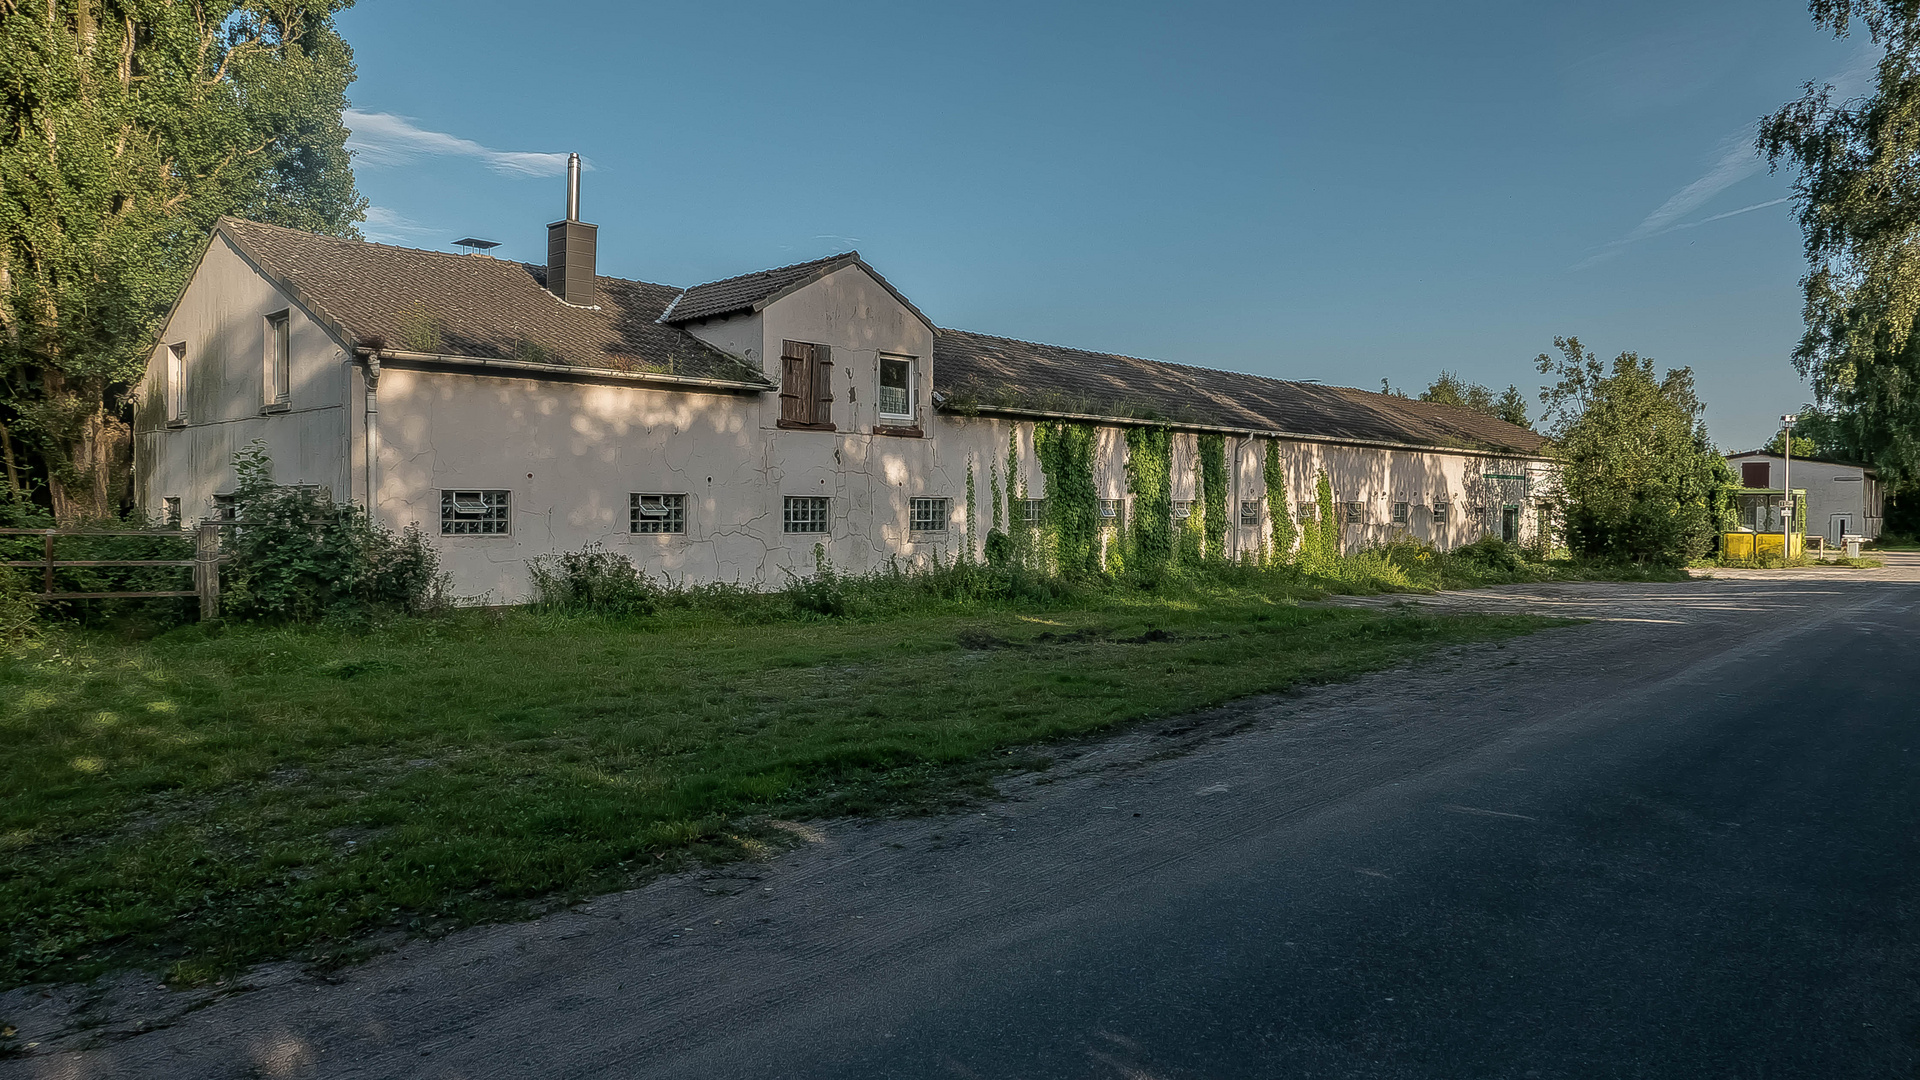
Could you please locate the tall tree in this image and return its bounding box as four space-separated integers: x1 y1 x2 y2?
0 0 365 520
1760 0 1920 491
1536 337 1737 564
1419 370 1532 429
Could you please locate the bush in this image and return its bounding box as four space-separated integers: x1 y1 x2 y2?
220 444 446 622
0 568 38 650
1448 536 1526 574
527 543 661 616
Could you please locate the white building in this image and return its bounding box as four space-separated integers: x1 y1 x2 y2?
133 190 1552 602
1726 450 1883 544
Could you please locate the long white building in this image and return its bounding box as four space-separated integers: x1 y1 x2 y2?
134 187 1552 602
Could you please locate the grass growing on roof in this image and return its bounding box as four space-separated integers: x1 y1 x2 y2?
2 581 1556 989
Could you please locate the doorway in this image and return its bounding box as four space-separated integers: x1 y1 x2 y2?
1501 505 1519 544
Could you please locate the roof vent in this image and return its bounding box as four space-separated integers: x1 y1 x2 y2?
546 152 596 305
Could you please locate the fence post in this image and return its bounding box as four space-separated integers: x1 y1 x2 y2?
43 532 54 596
195 523 221 619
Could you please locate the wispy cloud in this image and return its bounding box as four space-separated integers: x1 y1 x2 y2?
344 110 577 177
359 205 441 244
1571 48 1878 271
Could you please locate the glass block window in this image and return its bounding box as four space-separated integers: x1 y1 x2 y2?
441 489 510 535
784 496 829 533
878 356 913 420
909 497 948 533
1172 499 1193 520
629 493 686 534
1392 502 1410 527
1020 498 1045 524
1240 500 1260 527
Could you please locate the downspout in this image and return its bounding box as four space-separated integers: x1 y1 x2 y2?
364 351 381 517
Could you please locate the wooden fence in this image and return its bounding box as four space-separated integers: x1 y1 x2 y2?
1 524 223 618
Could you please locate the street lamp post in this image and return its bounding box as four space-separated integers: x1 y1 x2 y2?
1781 414 1798 559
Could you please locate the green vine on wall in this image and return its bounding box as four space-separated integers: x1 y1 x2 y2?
1297 468 1340 574
964 461 977 563
1198 433 1228 562
1124 425 1173 576
1263 440 1296 565
1034 422 1101 575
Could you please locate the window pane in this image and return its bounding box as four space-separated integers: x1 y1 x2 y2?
879 358 911 417
630 493 686 534
1240 500 1260 527
909 497 948 533
784 496 829 533
441 490 510 534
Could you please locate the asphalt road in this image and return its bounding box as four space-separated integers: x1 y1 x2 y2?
5 558 1918 1079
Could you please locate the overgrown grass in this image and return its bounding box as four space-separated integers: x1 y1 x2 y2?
2 578 1558 990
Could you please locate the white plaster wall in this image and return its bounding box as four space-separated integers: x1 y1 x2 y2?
132 235 350 521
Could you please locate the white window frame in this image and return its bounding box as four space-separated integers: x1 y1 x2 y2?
1099 498 1124 528
440 489 511 535
1431 504 1449 527
1172 499 1193 521
1392 502 1410 527
1240 500 1260 527
165 342 187 424
629 493 687 535
784 495 830 534
908 496 949 534
265 310 291 408
1020 498 1046 525
877 354 916 423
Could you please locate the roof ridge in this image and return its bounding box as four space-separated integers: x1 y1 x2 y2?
938 326 1329 394
217 216 686 292
676 250 859 292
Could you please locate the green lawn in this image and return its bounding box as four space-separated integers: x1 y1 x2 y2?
2 595 1556 988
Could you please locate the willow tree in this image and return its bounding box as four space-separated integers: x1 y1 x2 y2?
0 0 365 520
1761 0 1920 489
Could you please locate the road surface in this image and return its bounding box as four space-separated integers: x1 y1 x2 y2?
5 556 1917 1078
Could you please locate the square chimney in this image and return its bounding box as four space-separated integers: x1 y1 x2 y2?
546 152 596 306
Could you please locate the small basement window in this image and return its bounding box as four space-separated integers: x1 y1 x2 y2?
878 356 914 421
629 493 686 534
1100 498 1125 527
1020 498 1046 524
163 497 181 528
1342 502 1364 523
909 497 948 534
212 494 236 522
1431 504 1449 527
1240 500 1260 527
784 496 830 533
441 490 510 535
1392 502 1410 527
1172 500 1193 520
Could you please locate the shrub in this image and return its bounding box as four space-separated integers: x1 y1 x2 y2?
1448 536 1525 574
527 543 661 616
0 568 38 649
220 443 446 622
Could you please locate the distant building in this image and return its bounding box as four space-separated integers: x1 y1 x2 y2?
132 177 1552 602
1725 450 1882 544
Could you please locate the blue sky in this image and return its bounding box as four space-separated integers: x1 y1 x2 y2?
334 0 1866 451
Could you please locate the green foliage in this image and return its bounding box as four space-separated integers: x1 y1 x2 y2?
0 566 38 651
0 0 367 519
989 461 1004 533
527 544 661 617
1764 430 1822 458
1263 441 1297 564
1034 422 1101 576
1298 470 1341 575
1536 337 1735 564
1761 2 1920 490
1124 426 1174 577
965 462 978 561
1197 433 1228 561
221 444 444 622
1421 372 1534 429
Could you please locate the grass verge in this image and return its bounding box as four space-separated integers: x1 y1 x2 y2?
3 591 1558 989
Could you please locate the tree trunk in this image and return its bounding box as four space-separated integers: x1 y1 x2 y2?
41 370 131 523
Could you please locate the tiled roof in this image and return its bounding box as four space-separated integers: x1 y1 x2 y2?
216 218 770 386
933 329 1551 456
661 251 859 324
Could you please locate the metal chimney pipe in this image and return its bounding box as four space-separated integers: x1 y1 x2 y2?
566 153 580 222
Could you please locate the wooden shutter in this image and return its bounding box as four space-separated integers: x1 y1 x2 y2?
811 343 833 427
781 340 812 425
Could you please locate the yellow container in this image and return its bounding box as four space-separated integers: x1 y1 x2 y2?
1722 531 1803 560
